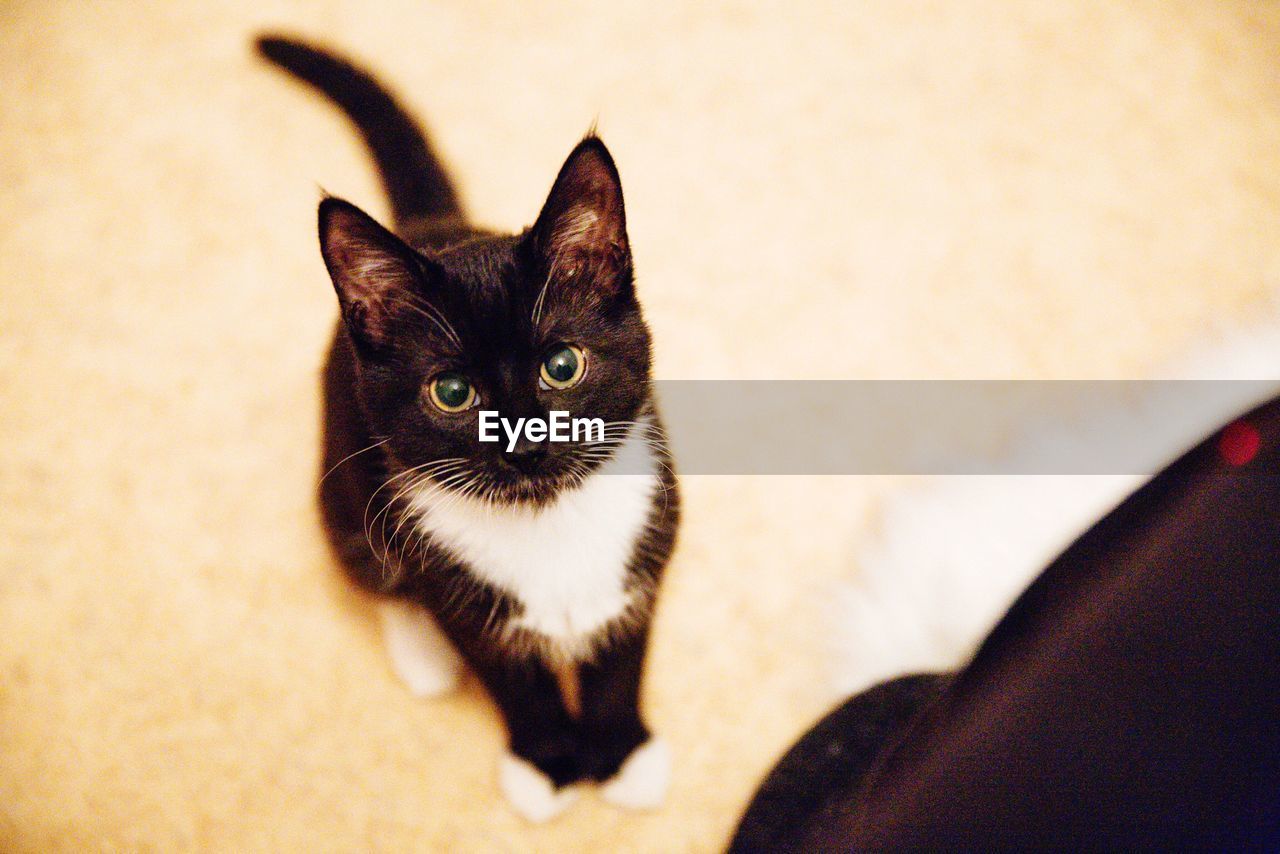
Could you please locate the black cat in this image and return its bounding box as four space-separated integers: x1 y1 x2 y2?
258 36 679 822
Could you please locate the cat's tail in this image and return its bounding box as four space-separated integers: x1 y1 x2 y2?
255 35 462 226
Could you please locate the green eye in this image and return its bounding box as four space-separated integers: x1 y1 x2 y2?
540 343 586 390
427 373 477 413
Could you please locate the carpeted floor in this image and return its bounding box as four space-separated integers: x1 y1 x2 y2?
2 1 1278 850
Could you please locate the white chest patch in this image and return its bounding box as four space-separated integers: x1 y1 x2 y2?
407 422 659 656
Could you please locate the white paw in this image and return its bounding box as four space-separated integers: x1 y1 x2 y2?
601 737 670 810
378 599 462 697
498 753 580 823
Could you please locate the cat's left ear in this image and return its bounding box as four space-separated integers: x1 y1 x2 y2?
529 136 632 300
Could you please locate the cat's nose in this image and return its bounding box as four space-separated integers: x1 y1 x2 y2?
501 439 548 473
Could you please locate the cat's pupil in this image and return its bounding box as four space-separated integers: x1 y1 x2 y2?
434 374 471 408
544 347 578 383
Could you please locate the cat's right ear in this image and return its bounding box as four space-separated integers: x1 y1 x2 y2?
318 197 429 355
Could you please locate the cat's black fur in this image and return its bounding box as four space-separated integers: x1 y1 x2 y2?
258 36 679 790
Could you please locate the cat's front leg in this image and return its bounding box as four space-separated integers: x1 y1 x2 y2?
579 624 670 810
468 653 584 823
377 598 462 697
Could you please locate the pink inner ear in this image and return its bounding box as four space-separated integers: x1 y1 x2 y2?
549 204 608 258
346 251 416 301
322 203 417 299
326 228 416 304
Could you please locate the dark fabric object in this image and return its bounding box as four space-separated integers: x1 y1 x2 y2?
729 673 950 853
737 396 1280 851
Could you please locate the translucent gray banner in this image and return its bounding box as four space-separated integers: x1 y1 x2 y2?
629 380 1280 474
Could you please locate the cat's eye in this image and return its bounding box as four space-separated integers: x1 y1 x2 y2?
539 343 587 390
427 372 478 413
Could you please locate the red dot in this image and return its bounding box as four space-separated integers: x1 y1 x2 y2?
1218 420 1260 467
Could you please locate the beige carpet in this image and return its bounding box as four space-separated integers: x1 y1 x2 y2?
3 1 1279 849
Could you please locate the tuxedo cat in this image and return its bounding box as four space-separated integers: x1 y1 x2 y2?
258 36 679 822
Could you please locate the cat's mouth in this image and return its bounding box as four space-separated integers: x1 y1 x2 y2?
406 450 609 508
480 460 593 506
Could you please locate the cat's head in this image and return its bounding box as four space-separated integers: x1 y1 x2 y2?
318 137 653 506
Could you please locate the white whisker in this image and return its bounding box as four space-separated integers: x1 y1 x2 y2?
319 437 390 487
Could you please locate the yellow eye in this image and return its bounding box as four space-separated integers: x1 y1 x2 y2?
427 373 477 413
539 343 587 390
